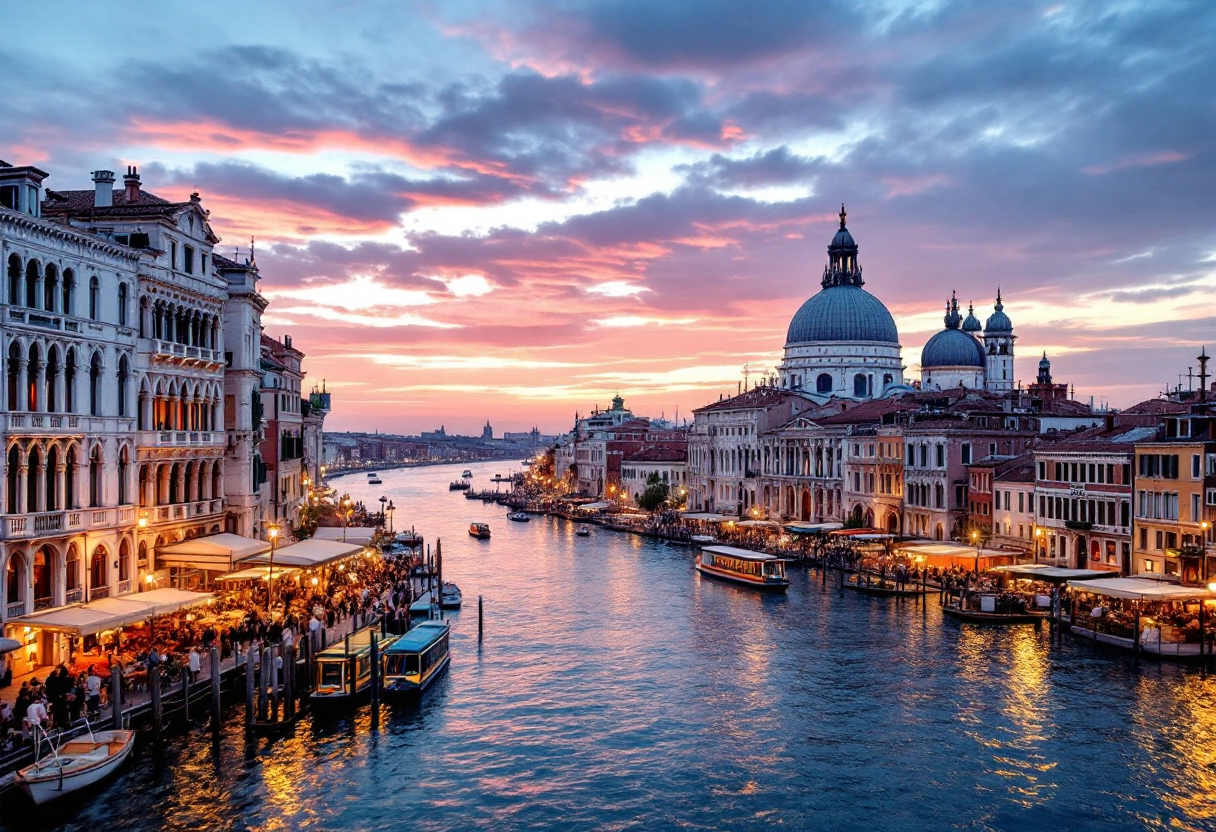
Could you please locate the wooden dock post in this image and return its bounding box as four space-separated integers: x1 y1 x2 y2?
370 632 380 708
210 648 222 728
257 642 269 722
150 667 163 733
110 664 123 730
245 647 255 727
284 643 295 721
270 644 280 722
181 663 190 724
478 595 484 640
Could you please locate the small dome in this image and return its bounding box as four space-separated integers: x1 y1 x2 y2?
985 289 1012 333
786 284 899 344
921 328 986 368
962 302 982 333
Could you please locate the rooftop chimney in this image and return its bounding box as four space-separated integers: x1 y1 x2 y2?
91 170 115 207
123 166 141 203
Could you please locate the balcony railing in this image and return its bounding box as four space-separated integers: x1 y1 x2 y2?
34 596 53 611
2 412 84 434
89 586 110 601
139 430 219 447
117 580 132 595
6 601 26 619
2 506 137 540
150 339 222 365
66 588 83 604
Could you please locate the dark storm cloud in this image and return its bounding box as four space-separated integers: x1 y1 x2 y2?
678 147 821 190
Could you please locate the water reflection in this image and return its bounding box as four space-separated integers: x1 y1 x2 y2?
10 463 1216 829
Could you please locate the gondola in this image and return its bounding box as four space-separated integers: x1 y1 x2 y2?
942 605 1044 625
844 578 925 598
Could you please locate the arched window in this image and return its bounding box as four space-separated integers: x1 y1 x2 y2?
816 373 832 394
65 446 76 509
5 446 19 513
853 374 868 398
25 260 39 310
6 341 20 411
45 445 59 511
26 342 41 412
883 373 892 388
90 545 108 589
118 446 130 505
118 282 128 326
45 346 60 413
65 544 80 595
64 348 76 413
6 552 25 608
6 254 20 306
62 269 74 316
44 263 58 312
33 546 52 606
89 277 100 320
89 352 102 415
117 355 130 417
27 445 41 513
89 444 102 507
118 539 131 584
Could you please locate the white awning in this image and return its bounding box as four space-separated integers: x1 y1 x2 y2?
579 502 611 511
736 520 781 528
1067 577 1216 601
680 512 732 522
239 538 366 569
311 527 377 547
156 534 270 571
992 565 1111 583
6 589 214 636
216 566 300 582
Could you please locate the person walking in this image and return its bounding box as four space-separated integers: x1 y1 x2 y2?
86 667 102 718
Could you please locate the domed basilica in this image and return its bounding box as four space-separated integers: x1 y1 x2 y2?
778 206 1015 399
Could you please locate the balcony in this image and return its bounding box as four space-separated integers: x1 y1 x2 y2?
6 601 26 619
2 412 84 435
117 580 132 595
2 505 136 541
89 586 110 601
147 339 223 369
6 307 81 333
137 430 221 447
65 588 83 604
33 596 53 611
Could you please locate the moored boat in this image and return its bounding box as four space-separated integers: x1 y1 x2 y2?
507 511 530 522
16 727 136 805
575 527 591 537
449 481 471 491
382 620 451 695
368 476 383 484
461 469 473 478
395 531 423 548
469 522 491 539
695 545 788 592
942 604 1044 625
311 624 399 705
440 582 462 609
410 590 435 617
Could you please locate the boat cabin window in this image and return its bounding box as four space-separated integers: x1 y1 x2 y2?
320 663 344 688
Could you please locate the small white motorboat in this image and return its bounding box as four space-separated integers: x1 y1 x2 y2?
575 527 591 537
507 511 531 522
16 726 136 805
440 582 463 609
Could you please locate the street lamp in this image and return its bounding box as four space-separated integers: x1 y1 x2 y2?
266 523 281 615
342 496 353 542
386 501 395 533
1035 526 1045 564
971 529 981 575
379 495 387 525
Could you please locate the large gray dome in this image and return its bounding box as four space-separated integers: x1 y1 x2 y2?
921 327 985 368
786 284 900 344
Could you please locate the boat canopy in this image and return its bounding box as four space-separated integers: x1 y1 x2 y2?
701 545 781 562
311 527 377 547
579 502 611 511
1066 577 1216 601
240 538 367 569
6 589 214 636
387 622 447 652
991 565 1111 584
155 533 270 572
681 512 733 522
736 520 781 528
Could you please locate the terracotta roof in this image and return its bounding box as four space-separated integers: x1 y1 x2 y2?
1037 398 1096 416
694 387 811 413
1122 398 1189 416
625 447 686 463
42 188 187 219
993 454 1036 484
815 396 922 426
1035 424 1158 453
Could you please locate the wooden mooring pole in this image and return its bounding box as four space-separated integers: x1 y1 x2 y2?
245 647 255 727
210 647 222 729
110 664 123 730
478 595 484 640
150 667 163 733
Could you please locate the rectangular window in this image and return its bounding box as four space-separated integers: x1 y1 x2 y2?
170 240 178 270
936 445 945 467
961 443 971 465
1155 530 1163 550
1038 461 1046 481
1140 527 1148 549
183 245 195 274
1144 558 1157 573
1193 454 1201 479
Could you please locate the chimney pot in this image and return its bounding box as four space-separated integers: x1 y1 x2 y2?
123 166 141 203
91 169 115 208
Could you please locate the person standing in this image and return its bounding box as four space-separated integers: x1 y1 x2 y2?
188 646 202 683
86 667 102 718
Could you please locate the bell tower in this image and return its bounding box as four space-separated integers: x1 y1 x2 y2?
982 289 1015 393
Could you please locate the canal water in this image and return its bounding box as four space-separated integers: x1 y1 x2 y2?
8 462 1216 831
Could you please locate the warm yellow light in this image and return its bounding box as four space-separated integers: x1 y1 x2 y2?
311 577 319 586
138 517 148 529
268 525 280 539
1208 582 1216 593
144 574 155 584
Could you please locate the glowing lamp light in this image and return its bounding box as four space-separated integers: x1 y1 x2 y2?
1208 582 1216 593
311 577 319 586
145 574 155 584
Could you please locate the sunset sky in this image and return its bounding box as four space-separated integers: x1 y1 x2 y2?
5 1 1214 434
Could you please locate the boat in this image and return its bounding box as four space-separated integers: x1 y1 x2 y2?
311 624 399 705
15 726 136 805
469 522 491 539
462 469 473 479
368 476 383 485
942 604 1044 625
440 582 462 609
395 531 423 548
575 527 591 537
690 534 717 544
695 545 788 592
844 576 926 598
507 511 530 522
410 590 435 617
449 481 471 491
382 620 451 695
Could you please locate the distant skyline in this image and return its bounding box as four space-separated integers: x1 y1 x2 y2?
5 1 1214 434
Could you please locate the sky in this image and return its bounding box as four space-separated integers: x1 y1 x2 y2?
4 0 1215 434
